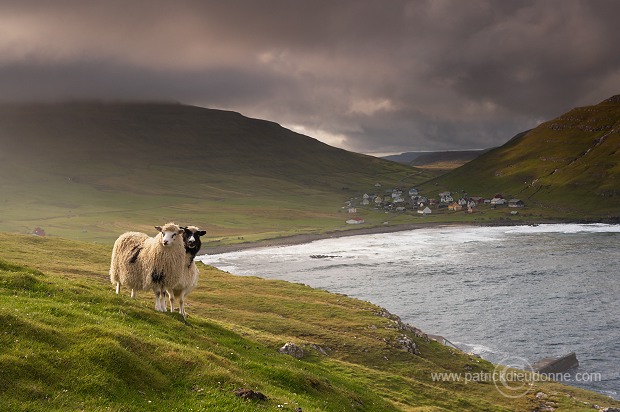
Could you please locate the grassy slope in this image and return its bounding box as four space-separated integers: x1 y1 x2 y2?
1 234 618 411
419 97 620 218
0 102 433 245
384 150 492 171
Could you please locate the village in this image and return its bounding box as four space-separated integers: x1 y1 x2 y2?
344 183 525 224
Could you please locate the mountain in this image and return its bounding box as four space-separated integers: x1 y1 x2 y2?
0 102 429 242
384 149 492 169
420 96 620 218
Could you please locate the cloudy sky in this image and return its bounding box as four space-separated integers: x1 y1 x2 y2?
2 0 620 154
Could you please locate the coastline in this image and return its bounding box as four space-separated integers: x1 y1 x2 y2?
201 219 559 255
200 215 617 255
200 221 620 400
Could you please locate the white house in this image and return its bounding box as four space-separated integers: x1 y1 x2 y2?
491 197 506 205
417 207 432 215
346 218 365 224
392 190 403 199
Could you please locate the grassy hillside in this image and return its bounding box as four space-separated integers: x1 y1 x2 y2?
384 150 491 171
1 233 618 411
0 102 432 244
419 96 620 218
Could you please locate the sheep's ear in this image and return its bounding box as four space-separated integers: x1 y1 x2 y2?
180 226 187 230
178 229 184 234
198 230 207 236
154 226 162 232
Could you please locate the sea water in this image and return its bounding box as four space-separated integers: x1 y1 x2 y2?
198 224 620 398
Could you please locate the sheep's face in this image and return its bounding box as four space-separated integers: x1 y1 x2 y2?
182 226 207 248
155 225 183 247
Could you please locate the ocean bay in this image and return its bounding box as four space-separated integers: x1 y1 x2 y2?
199 224 620 398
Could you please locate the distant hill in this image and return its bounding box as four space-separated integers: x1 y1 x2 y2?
384 149 491 169
0 102 429 242
420 96 620 217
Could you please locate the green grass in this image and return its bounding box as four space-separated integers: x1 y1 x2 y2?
3 100 616 250
0 102 438 245
0 233 618 411
419 98 620 217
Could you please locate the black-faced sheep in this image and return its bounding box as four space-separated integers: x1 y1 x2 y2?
167 225 206 318
109 223 186 311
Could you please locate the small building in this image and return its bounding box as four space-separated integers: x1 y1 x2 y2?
408 188 419 196
346 218 365 225
348 207 357 213
33 227 46 236
508 199 525 208
491 197 506 205
448 202 463 211
417 207 432 215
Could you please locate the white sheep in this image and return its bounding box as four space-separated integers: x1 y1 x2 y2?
109 223 186 311
109 231 149 298
167 225 206 319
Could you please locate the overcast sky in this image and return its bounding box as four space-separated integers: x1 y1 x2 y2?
2 0 620 154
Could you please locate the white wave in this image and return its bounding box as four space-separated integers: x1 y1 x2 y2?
452 341 498 356
503 223 620 235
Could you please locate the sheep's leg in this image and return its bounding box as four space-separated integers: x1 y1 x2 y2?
179 294 186 319
167 290 175 312
154 289 162 311
159 291 167 312
115 282 120 294
130 289 136 299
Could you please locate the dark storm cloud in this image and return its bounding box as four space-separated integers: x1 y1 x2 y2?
1 0 620 153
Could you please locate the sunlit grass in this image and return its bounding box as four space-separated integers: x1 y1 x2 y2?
0 233 618 411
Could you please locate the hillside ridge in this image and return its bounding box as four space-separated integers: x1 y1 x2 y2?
0 101 428 242
419 95 620 217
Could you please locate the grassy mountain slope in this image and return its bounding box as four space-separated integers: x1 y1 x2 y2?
1 234 618 411
0 102 431 244
384 150 491 170
420 96 620 218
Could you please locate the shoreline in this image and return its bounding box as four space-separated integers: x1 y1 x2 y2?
201 219 564 255
200 220 620 400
